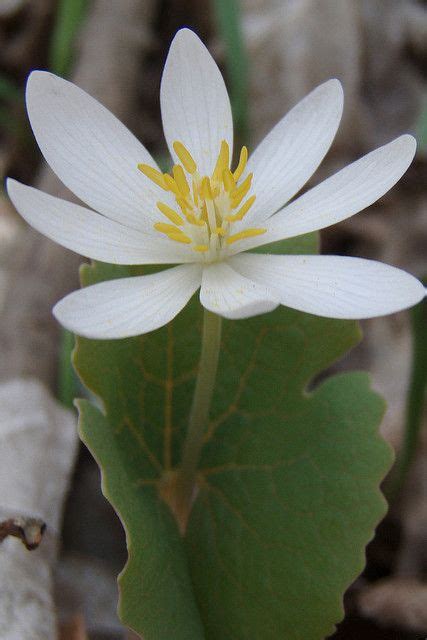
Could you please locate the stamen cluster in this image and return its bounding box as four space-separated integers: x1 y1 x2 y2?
138 140 266 262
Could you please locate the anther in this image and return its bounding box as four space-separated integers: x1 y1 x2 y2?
186 212 205 226
226 195 256 222
154 223 192 244
173 141 197 174
163 174 181 197
200 203 209 223
231 173 253 208
192 179 199 206
226 228 266 245
213 140 230 180
138 164 167 189
222 168 236 192
154 222 180 234
201 177 213 200
168 232 192 244
176 197 192 213
156 202 184 226
172 165 190 197
233 146 248 182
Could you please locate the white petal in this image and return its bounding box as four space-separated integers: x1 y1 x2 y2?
7 179 194 265
200 262 279 319
26 71 172 232
53 264 202 339
160 28 233 176
230 253 425 319
245 80 343 225
229 135 417 254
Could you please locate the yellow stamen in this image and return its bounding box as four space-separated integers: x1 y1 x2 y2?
138 164 166 189
154 223 192 244
154 222 180 234
185 211 205 226
226 228 266 245
177 201 204 226
151 139 259 255
201 177 213 200
222 168 236 192
168 232 192 244
205 197 217 232
176 197 190 212
226 195 256 222
213 140 230 180
156 202 184 226
172 165 190 197
233 146 248 182
231 173 253 208
173 141 197 174
192 179 199 206
200 203 208 223
163 174 181 197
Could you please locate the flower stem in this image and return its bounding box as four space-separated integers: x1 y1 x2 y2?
176 309 222 529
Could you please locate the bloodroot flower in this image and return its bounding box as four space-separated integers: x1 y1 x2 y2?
7 29 425 339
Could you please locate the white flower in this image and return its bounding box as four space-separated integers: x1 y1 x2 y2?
7 29 425 339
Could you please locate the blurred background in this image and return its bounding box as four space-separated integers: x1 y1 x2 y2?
0 1 426 639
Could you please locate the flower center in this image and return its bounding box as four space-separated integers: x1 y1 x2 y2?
138 140 266 262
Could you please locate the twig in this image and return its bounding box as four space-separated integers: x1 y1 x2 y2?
0 517 46 550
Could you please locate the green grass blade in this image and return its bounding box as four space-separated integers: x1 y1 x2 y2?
0 75 21 102
213 0 249 144
416 97 427 153
49 0 88 77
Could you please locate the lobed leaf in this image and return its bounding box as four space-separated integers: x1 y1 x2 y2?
74 232 392 639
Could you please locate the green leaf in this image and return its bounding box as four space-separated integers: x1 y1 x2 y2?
187 373 386 639
74 233 392 639
58 329 80 409
389 287 427 497
76 400 205 637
